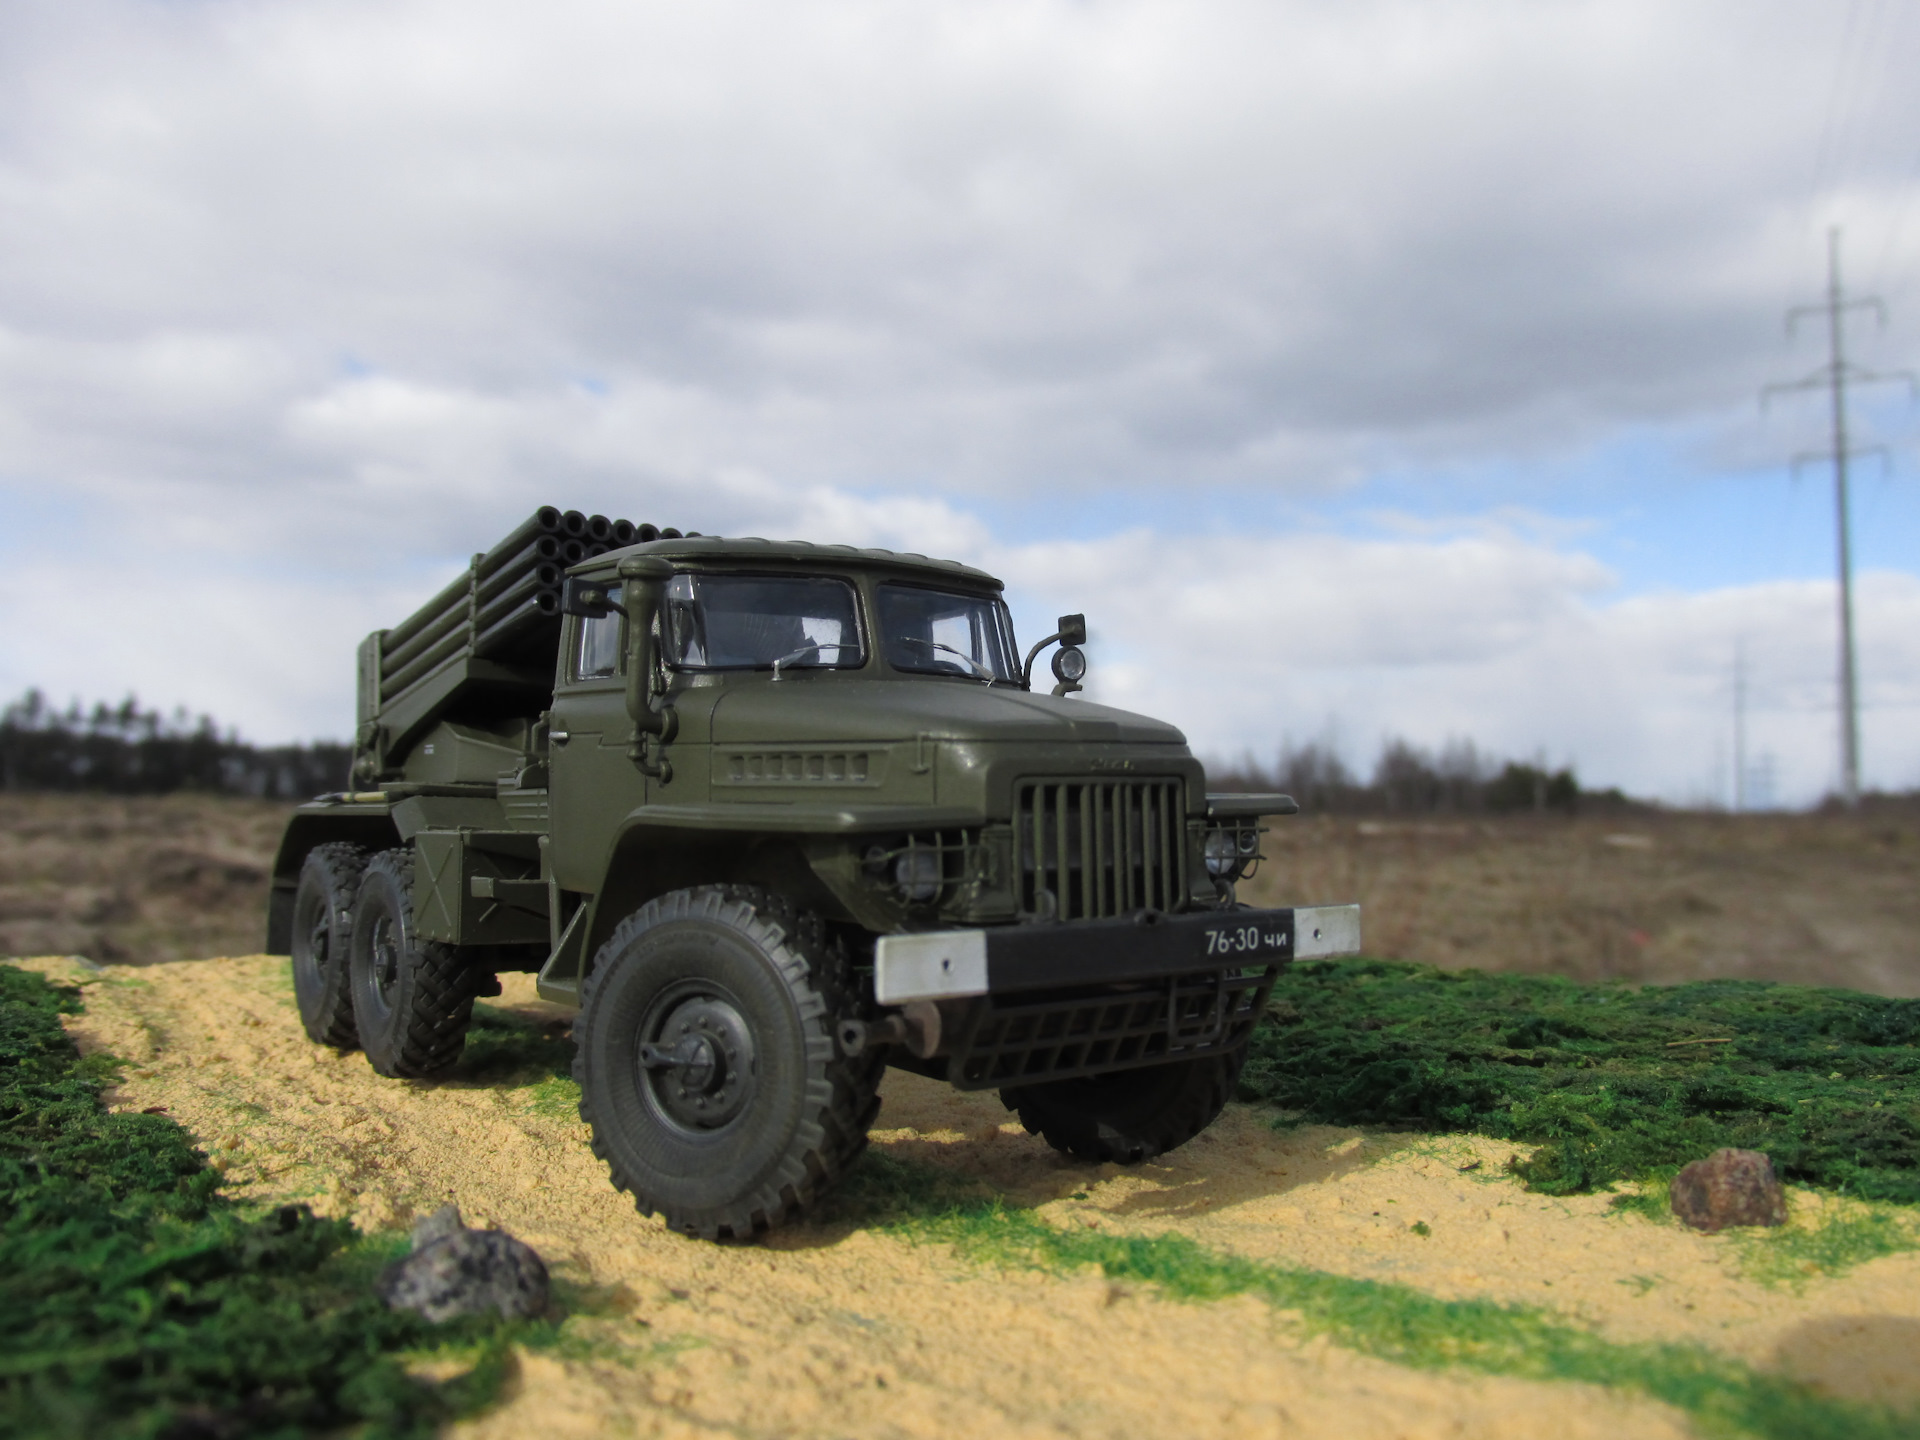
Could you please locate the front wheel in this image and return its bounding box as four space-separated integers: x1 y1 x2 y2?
574 886 883 1241
1001 1045 1246 1165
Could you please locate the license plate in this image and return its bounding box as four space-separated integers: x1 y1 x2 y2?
1199 915 1292 960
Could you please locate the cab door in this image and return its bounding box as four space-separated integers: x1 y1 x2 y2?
547 596 649 893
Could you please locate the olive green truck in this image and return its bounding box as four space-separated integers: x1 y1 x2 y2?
266 506 1360 1240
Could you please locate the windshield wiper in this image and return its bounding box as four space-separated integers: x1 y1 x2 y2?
771 642 851 679
899 637 997 685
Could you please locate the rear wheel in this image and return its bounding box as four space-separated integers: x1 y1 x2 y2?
1001 1044 1247 1165
290 843 367 1048
348 849 479 1077
574 885 883 1241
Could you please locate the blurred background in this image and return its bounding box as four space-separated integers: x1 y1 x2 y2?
2 1 1916 983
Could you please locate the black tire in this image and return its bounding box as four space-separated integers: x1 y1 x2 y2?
1001 1044 1247 1165
574 885 884 1241
290 843 367 1048
347 849 479 1078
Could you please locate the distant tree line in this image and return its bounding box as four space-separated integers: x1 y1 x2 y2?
1210 736 1634 816
0 686 1640 814
0 690 350 799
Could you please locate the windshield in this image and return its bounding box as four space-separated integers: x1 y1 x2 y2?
877 584 1019 683
662 573 865 672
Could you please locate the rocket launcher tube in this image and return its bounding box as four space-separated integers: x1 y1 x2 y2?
472 566 563 636
379 597 469 677
474 506 564 581
380 569 472 653
380 623 473 701
474 537 564 605
471 592 562 660
384 553 558 683
385 505 563 661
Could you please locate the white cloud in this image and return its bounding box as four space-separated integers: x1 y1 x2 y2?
5 0 1918 501
1004 532 1920 804
2 0 1918 804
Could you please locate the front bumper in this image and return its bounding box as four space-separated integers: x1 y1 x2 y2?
873 904 1360 1091
874 903 1362 1003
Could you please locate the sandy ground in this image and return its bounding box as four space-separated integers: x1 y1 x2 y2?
25 952 1920 1439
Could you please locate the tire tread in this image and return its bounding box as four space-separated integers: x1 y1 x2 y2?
292 842 369 1048
575 885 883 1241
354 849 480 1077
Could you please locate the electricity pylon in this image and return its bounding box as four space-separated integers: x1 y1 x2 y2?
1763 227 1915 809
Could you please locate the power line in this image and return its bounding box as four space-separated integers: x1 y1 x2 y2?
1763 227 1916 807
1733 639 1747 813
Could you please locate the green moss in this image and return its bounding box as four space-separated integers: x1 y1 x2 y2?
814 1147 997 1225
1607 1186 1674 1223
1245 960 1920 1201
458 1004 574 1082
1734 1204 1920 1289
0 964 534 1439
521 1074 584 1120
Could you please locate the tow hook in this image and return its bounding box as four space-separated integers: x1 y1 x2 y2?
838 999 944 1059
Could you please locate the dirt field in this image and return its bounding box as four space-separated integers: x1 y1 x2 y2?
1245 808 1920 996
7 794 1916 995
22 951 1920 1439
0 793 286 965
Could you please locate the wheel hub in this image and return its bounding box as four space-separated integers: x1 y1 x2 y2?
370 916 400 1003
639 996 756 1129
305 910 331 974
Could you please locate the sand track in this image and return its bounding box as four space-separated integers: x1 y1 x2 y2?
26 953 1920 1438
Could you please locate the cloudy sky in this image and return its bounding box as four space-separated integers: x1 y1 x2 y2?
3 0 1918 804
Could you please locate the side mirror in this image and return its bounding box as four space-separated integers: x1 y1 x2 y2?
1057 613 1086 646
561 576 617 618
615 556 677 772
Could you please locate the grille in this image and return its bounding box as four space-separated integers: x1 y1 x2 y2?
946 965 1277 1090
1015 778 1186 920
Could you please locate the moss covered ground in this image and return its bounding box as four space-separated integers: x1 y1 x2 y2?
12 952 1920 1436
0 964 541 1440
1242 959 1920 1200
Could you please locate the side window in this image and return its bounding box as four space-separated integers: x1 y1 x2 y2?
573 584 624 680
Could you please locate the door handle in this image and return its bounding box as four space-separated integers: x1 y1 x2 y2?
550 730 570 744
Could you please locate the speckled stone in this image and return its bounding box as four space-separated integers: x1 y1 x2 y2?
378 1203 550 1322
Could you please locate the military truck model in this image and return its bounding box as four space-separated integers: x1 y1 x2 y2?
267 506 1360 1240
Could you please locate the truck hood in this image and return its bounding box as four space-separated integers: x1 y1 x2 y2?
708 679 1186 747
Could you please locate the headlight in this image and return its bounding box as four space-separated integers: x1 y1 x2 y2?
1051 645 1087 683
1204 826 1260 880
893 848 942 902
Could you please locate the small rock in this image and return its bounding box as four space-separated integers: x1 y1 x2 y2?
378 1202 550 1322
1669 1149 1787 1232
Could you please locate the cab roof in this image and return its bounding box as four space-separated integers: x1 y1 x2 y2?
597 534 1003 591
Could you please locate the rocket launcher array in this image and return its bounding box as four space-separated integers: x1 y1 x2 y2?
375 506 685 706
